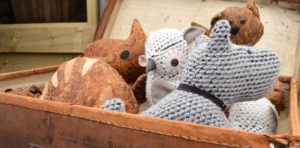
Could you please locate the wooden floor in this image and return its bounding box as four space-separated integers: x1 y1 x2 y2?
105 0 300 76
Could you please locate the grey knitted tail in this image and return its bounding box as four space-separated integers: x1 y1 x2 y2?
100 98 126 112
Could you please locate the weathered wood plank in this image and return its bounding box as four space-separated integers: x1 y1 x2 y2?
0 0 98 53
0 53 78 73
94 0 118 40
0 24 95 53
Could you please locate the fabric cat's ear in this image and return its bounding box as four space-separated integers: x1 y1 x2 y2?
151 80 175 100
183 26 207 44
246 0 260 19
210 12 222 26
138 55 147 67
130 19 146 36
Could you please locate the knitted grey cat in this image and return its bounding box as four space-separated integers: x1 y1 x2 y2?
228 98 279 134
102 20 280 127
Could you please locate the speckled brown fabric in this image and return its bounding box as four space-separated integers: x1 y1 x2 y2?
83 19 146 84
44 57 139 113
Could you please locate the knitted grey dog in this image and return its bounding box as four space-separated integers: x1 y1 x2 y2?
101 20 280 127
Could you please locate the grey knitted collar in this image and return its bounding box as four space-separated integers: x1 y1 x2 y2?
177 84 226 110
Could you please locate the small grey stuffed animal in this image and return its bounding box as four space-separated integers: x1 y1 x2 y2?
228 97 279 134
102 20 280 127
143 29 189 105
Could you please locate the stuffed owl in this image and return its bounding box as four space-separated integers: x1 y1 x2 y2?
102 20 280 127
228 98 279 134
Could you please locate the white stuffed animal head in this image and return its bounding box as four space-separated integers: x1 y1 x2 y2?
142 29 189 80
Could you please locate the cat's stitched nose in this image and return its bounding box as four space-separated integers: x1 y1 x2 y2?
230 26 240 35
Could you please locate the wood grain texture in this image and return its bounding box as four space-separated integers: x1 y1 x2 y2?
289 78 300 137
0 93 291 147
44 57 139 113
10 0 87 23
94 0 118 40
0 53 78 73
0 24 95 53
0 65 59 81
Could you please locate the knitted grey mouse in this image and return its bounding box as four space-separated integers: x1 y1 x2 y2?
101 20 280 127
144 29 189 105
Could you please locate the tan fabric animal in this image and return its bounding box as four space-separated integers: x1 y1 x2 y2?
84 19 146 84
192 0 264 46
43 57 139 113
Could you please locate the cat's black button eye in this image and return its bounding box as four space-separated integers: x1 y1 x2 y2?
120 50 130 60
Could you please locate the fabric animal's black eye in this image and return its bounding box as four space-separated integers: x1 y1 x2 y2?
171 59 179 67
240 18 246 25
29 86 40 94
120 50 130 60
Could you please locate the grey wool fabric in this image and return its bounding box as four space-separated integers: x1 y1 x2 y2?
100 98 126 112
228 98 279 134
145 28 189 105
101 20 280 127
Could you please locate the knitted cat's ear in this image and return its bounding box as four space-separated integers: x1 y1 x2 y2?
247 0 260 19
138 55 147 67
183 26 207 44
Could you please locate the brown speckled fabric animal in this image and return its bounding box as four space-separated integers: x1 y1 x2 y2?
43 57 139 113
192 0 264 46
3 85 42 98
83 19 146 84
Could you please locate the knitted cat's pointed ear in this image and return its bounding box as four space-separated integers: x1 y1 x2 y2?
183 26 207 44
247 0 260 19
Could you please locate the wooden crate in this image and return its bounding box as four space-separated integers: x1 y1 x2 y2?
0 66 299 147
0 0 99 73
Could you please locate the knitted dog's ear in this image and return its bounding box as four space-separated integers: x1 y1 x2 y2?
183 26 207 44
210 12 222 26
247 0 260 19
209 20 231 50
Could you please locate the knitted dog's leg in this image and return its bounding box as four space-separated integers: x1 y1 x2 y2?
100 98 126 112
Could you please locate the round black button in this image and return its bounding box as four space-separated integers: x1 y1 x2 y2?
171 59 179 67
120 50 130 60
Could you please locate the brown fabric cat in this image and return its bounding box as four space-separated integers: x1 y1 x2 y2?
83 19 146 84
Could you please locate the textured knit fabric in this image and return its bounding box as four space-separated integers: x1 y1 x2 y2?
228 98 278 134
145 28 189 105
142 20 280 127
102 20 280 127
100 98 126 112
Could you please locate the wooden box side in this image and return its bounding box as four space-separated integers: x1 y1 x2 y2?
0 93 278 148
